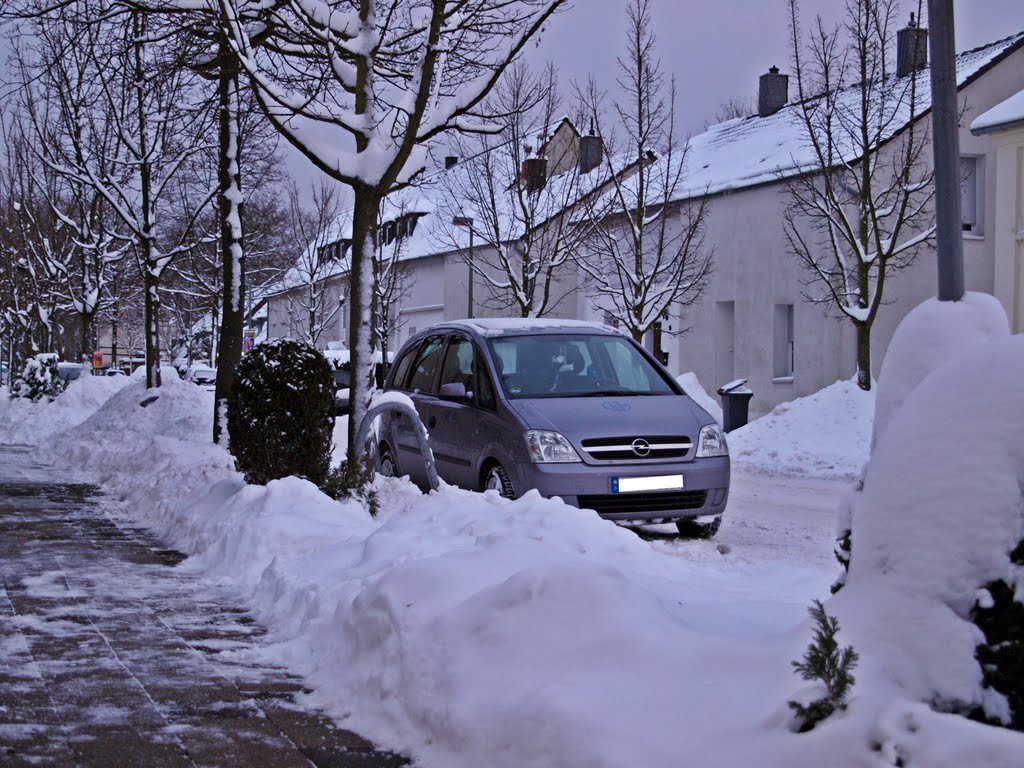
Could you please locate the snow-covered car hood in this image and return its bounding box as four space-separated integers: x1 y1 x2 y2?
508 394 711 446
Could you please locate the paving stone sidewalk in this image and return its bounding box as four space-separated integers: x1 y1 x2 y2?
0 446 408 768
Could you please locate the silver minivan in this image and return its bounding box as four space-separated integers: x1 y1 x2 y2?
379 319 730 536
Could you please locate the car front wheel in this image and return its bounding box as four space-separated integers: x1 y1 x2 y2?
482 462 515 499
378 445 398 478
675 516 722 539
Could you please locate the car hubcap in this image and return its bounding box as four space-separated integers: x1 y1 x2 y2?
486 469 506 495
380 453 396 478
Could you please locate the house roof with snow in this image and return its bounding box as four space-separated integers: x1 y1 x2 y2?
655 31 1024 204
268 117 629 298
970 87 1024 134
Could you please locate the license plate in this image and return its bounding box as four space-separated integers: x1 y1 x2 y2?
612 475 684 493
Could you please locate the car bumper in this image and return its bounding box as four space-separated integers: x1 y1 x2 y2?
512 456 730 523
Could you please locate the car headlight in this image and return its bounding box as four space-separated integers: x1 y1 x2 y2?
524 431 582 463
695 424 728 458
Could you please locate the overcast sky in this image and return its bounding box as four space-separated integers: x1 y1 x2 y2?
527 0 1024 137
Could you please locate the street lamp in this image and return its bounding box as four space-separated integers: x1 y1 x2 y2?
452 215 475 319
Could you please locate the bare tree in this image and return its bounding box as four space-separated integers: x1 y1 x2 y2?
0 116 72 357
576 0 713 345
784 0 935 391
278 180 347 349
705 95 756 128
12 2 217 388
373 194 415 374
210 0 566 472
436 62 588 318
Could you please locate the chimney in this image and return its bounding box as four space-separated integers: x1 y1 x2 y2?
897 13 928 78
524 157 547 193
579 124 603 174
758 66 789 117
445 155 459 169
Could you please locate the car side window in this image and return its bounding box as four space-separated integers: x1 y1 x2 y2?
407 335 445 393
389 344 418 390
439 336 474 391
475 347 497 411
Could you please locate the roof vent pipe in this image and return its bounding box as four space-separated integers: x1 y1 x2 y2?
445 155 459 169
758 66 789 117
896 13 928 77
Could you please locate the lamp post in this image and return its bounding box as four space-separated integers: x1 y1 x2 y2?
452 216 475 318
928 0 964 301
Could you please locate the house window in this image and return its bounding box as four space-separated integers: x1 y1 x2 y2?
1016 148 1024 234
773 304 794 379
960 156 983 235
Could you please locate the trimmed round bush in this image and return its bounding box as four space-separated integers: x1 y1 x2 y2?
227 339 335 486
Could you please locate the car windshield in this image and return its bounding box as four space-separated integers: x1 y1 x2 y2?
488 333 677 399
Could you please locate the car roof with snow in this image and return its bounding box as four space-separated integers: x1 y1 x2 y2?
428 318 624 338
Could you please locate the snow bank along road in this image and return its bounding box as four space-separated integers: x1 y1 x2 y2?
0 445 407 768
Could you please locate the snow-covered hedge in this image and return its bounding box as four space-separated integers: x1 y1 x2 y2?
227 339 336 486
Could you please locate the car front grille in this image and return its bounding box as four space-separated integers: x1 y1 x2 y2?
580 435 692 461
577 490 708 516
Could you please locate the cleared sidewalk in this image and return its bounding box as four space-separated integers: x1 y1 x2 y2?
0 446 407 767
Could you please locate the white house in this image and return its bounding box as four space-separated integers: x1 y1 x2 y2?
267 25 1024 417
606 27 1024 416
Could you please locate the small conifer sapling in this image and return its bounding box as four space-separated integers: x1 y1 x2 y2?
789 599 859 732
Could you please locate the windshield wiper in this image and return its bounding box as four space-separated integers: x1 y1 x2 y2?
571 389 650 397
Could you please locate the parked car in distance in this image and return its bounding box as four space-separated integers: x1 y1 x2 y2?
104 368 127 377
378 319 730 537
56 362 86 386
325 349 392 416
187 366 217 392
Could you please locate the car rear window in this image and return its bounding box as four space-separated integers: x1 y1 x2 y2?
407 335 445 393
389 342 419 390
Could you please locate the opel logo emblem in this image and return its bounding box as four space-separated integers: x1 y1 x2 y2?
631 438 651 457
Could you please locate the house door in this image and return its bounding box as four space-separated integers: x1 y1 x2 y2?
715 301 735 388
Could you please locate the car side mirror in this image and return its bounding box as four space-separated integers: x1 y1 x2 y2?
438 382 472 402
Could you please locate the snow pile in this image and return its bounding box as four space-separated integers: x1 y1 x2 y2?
727 379 874 480
5 353 1022 765
676 371 722 426
872 292 1008 449
0 373 130 445
837 333 1024 726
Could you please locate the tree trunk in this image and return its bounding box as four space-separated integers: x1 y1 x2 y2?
213 43 245 445
856 321 872 391
143 266 162 389
110 304 118 370
80 311 93 364
345 189 380 474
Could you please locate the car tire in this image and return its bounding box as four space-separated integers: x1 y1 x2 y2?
482 462 515 499
675 515 722 539
378 445 399 478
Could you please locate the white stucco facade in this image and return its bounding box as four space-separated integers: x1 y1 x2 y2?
267 32 1023 420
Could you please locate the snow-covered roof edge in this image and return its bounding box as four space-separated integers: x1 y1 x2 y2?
970 87 1024 134
667 30 1024 205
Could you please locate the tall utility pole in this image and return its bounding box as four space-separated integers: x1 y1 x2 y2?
928 0 965 301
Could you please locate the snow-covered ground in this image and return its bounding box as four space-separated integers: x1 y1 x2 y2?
1 353 1020 766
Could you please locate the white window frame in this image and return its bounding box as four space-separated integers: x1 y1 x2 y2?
960 155 984 237
773 303 795 381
